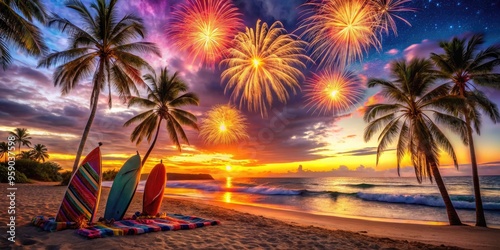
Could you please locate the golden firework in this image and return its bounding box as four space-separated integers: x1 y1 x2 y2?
299 0 381 67
200 105 249 145
370 0 414 36
221 20 308 117
304 69 364 115
167 0 243 67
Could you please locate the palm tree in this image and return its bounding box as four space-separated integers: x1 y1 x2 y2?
0 142 8 162
18 150 34 160
9 128 32 154
431 33 500 227
31 143 49 162
0 0 48 69
124 67 199 166
364 58 465 225
38 0 160 173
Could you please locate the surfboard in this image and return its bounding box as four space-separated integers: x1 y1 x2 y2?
142 162 166 216
56 145 102 225
104 153 142 220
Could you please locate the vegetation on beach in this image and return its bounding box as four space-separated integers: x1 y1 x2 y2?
0 159 62 183
0 128 57 183
0 165 29 183
60 168 118 185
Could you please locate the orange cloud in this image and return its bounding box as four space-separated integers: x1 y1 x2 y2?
357 92 385 116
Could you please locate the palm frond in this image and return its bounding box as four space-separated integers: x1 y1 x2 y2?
363 103 400 122
364 113 396 142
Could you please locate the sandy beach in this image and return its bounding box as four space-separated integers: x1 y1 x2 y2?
1 183 499 249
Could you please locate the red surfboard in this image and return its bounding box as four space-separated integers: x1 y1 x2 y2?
56 145 102 224
142 162 166 216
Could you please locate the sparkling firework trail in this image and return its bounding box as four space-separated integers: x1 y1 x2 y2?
304 69 365 115
221 20 308 117
167 0 243 67
299 0 381 67
371 0 415 36
200 105 249 145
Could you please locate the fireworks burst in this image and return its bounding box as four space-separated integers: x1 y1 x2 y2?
200 105 249 145
304 69 365 115
221 20 308 117
371 0 415 36
299 0 381 67
167 0 243 67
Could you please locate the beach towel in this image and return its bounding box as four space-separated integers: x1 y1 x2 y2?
76 214 220 239
31 216 79 232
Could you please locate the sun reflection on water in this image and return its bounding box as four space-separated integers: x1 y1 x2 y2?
223 192 232 203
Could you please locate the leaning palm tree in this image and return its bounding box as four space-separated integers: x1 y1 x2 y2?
364 58 465 225
9 128 32 154
0 142 8 162
38 0 160 173
0 0 48 69
431 33 500 227
124 67 199 166
31 143 49 162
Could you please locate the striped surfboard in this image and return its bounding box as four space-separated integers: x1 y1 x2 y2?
56 146 102 224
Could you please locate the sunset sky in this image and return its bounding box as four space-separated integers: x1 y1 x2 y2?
1 0 499 178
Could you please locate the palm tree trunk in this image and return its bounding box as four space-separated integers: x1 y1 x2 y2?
71 88 100 174
430 163 462 225
459 84 487 227
465 116 487 227
70 61 104 174
142 119 162 166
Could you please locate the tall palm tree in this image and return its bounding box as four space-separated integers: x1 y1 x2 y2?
0 0 48 69
38 0 160 173
0 142 8 162
31 143 49 162
364 58 466 225
431 33 500 227
124 67 199 166
9 128 32 154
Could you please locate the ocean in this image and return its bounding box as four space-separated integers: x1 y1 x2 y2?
103 175 500 225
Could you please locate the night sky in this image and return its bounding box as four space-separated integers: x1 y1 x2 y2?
1 0 499 178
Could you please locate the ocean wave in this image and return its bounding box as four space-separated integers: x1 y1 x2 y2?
345 183 376 189
166 182 302 195
344 183 419 189
356 192 500 210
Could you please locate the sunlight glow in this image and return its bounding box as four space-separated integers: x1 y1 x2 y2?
226 165 232 172
223 192 232 203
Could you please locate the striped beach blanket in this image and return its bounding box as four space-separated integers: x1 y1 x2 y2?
32 216 79 232
76 214 220 239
